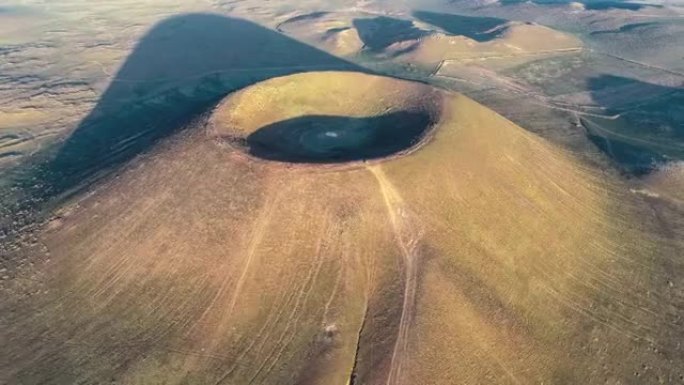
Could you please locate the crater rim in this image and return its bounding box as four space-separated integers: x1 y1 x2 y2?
208 71 444 167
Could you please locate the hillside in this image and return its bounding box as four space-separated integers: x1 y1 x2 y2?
277 11 582 68
1 72 682 385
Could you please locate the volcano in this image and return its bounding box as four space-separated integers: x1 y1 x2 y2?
2 71 682 385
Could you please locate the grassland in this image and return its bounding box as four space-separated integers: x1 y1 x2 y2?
1 1 683 384
277 10 582 70
2 71 682 384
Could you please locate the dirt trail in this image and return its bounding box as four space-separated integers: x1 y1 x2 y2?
187 189 279 339
367 165 421 385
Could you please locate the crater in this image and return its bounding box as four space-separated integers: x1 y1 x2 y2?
209 71 443 165
246 111 432 163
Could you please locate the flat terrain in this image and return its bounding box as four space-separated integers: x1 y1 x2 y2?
0 1 683 385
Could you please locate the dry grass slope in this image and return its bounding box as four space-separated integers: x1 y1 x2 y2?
403 22 582 68
1 72 681 385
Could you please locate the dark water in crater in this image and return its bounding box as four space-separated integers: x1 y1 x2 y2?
246 111 432 163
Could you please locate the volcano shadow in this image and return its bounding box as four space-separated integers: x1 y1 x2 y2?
276 11 329 30
582 74 684 174
590 22 658 36
352 16 429 51
41 13 364 195
245 111 433 163
412 11 508 43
